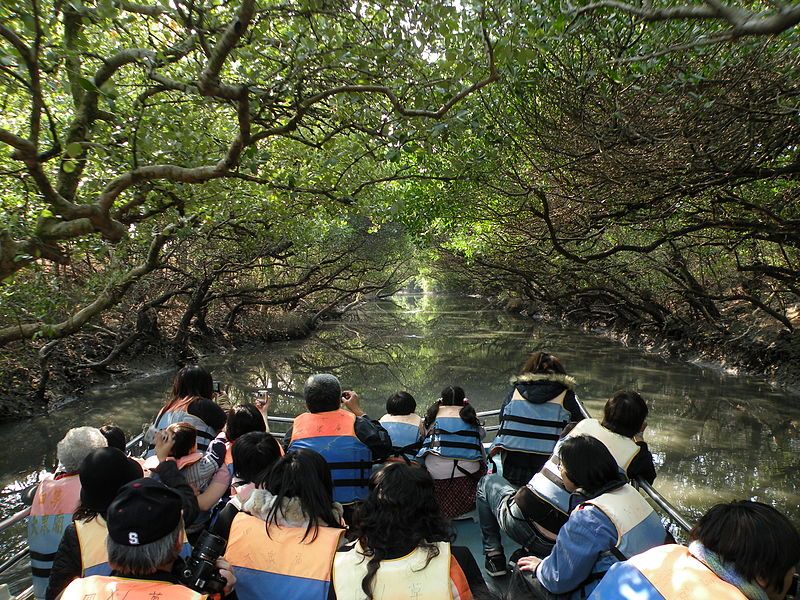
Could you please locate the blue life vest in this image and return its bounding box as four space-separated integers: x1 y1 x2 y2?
145 404 218 457
288 409 373 504
380 415 423 461
490 387 570 455
417 406 483 463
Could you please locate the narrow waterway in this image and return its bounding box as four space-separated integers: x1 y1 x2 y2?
2 294 799 591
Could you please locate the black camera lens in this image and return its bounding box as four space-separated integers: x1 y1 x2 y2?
194 531 227 561
179 531 228 593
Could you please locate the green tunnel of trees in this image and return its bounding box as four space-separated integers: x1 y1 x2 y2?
1 0 798 418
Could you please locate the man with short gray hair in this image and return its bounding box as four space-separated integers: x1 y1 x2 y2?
284 373 391 519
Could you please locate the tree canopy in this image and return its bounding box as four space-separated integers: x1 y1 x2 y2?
1 0 798 417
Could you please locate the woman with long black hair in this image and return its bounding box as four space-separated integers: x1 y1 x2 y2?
333 462 478 600
145 365 226 456
224 448 345 600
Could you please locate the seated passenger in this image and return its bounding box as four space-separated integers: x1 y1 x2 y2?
284 374 391 518
145 365 226 457
27 426 107 600
46 448 143 600
379 391 423 462
590 500 800 600
510 436 667 600
479 390 656 574
144 424 230 539
223 449 345 599
490 351 583 486
210 431 283 536
99 425 127 452
333 462 477 600
218 403 268 479
59 478 234 600
417 385 486 518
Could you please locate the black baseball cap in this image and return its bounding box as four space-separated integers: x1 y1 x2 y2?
106 478 183 546
79 448 143 514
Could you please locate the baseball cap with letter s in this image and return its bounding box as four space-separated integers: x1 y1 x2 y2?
106 478 183 546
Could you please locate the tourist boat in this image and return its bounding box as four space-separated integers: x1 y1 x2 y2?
0 400 705 600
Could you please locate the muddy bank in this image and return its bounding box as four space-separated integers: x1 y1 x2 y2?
0 311 317 422
500 297 800 393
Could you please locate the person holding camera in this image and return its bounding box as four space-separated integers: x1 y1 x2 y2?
284 374 391 521
59 478 235 600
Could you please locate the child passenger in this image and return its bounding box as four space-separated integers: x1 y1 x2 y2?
417 386 486 518
379 391 423 462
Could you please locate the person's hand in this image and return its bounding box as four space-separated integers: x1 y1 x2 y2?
154 430 174 462
341 390 364 417
634 421 647 443
215 557 236 595
254 391 271 416
517 555 542 572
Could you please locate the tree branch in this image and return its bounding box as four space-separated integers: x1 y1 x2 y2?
0 224 181 346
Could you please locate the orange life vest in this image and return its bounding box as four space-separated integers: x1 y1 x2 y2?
225 512 344 599
588 544 747 600
59 575 207 600
28 473 82 600
289 410 372 504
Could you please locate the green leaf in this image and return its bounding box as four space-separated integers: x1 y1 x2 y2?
65 142 82 158
78 77 98 92
62 160 77 173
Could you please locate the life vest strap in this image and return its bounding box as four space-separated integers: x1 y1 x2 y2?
437 428 481 438
540 466 566 489
501 415 569 428
496 427 562 441
30 567 51 578
30 550 57 561
428 440 483 451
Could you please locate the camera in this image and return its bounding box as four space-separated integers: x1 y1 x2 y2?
212 381 221 394
179 531 227 594
142 424 158 445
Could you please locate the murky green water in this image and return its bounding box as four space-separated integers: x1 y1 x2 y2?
1 294 799 591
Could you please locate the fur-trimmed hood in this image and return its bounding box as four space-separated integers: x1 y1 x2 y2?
242 488 344 528
511 372 577 389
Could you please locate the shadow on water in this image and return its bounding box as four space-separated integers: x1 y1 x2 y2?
1 293 799 588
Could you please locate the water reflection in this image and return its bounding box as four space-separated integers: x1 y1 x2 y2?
1 294 799 589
